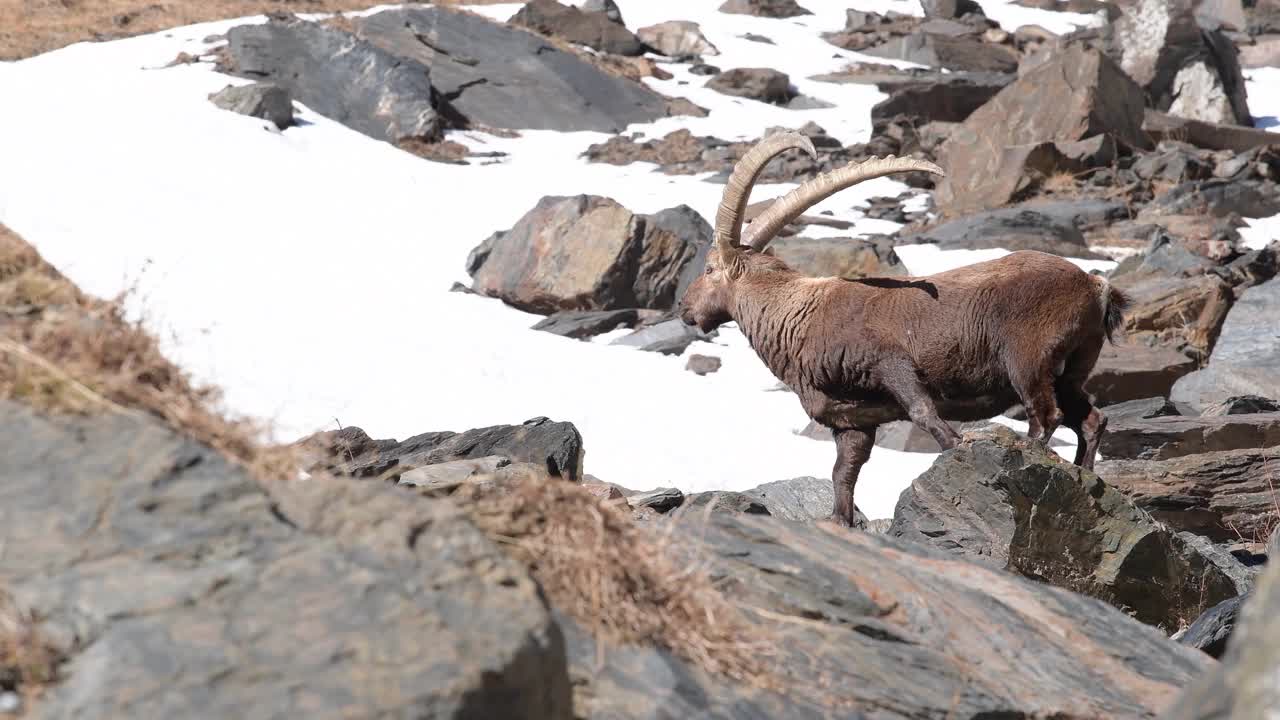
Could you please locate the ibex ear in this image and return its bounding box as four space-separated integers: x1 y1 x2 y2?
721 247 747 280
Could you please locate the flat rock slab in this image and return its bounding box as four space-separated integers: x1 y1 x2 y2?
0 402 571 719
1097 445 1280 541
890 425 1249 631
1086 342 1200 405
902 203 1114 259
1100 413 1280 461
1172 277 1280 412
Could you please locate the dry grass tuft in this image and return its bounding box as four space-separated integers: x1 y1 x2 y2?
0 0 515 61
0 223 295 481
450 473 780 689
0 588 61 702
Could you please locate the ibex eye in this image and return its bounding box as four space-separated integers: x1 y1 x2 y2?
704 265 714 275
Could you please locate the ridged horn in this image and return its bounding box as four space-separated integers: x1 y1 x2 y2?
744 156 945 251
713 132 817 263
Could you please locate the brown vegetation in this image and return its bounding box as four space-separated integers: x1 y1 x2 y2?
0 588 61 703
0 0 512 61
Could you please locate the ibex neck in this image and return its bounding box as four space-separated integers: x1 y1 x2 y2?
731 275 826 387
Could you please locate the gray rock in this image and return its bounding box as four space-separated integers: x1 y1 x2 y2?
920 0 985 17
1172 277 1280 412
627 487 684 512
225 17 442 145
903 204 1115 258
1143 108 1280 152
305 416 586 483
1097 446 1280 541
862 31 1020 73
1202 395 1280 416
718 0 812 18
1100 413 1280 461
354 7 669 133
573 508 1210 717
208 82 293 129
0 402 572 719
890 425 1248 631
678 491 769 515
581 0 624 24
398 455 510 489
637 20 719 58
609 319 709 355
705 68 795 105
1177 595 1247 658
767 235 906 279
870 71 1012 125
1086 344 1201 406
684 354 722 375
741 476 835 522
531 309 641 339
1270 524 1280 558
508 0 644 56
468 196 710 314
1100 397 1188 423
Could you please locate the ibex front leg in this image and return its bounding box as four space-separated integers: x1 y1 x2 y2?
830 427 874 528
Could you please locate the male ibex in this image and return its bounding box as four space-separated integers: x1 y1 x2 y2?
678 133 1128 527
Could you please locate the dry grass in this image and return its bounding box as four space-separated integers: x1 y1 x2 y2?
450 473 781 689
0 588 61 703
0 0 514 61
0 223 295 481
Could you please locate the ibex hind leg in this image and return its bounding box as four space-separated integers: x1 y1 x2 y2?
829 427 874 528
1009 358 1064 448
1055 339 1106 469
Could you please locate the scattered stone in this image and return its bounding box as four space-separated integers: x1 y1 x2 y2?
689 63 720 76
1178 595 1247 658
637 20 719 57
610 318 710 355
508 0 644 56
531 309 642 339
1172 277 1280 410
208 81 293 129
718 0 812 18
935 44 1149 215
468 196 710 314
890 425 1248 631
739 33 775 45
627 487 685 512
705 68 795 105
685 354 722 375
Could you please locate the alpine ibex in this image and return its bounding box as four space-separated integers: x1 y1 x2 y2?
678 133 1128 527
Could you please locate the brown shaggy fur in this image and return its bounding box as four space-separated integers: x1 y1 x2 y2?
680 247 1128 526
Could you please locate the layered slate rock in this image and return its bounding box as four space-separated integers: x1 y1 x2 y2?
1087 343 1201 405
901 202 1117 258
302 417 586 483
0 402 572 719
354 7 668 133
567 508 1210 717
468 196 711 314
1172 277 1280 411
860 31 1020 73
890 426 1248 631
869 71 1012 125
1099 413 1280 461
1141 110 1280 153
1110 0 1251 125
1177 595 1247 658
1098 445 1280 541
508 0 644 56
225 16 443 144
1163 555 1280 718
935 44 1149 215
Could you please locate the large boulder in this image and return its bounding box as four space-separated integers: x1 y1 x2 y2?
1110 0 1251 125
467 196 711 314
0 402 572 718
301 416 586 483
1172 277 1280 412
1087 343 1201 405
225 16 442 145
1098 445 1280 542
890 425 1250 631
936 44 1149 215
570 506 1211 717
354 7 668 133
508 0 644 56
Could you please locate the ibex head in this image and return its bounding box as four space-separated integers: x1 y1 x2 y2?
678 132 944 333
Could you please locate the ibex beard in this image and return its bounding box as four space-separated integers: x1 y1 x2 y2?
679 133 1129 528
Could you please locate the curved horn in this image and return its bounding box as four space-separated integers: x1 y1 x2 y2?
744 156 945 251
714 132 817 262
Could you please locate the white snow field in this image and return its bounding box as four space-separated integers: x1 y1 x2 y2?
0 0 1276 518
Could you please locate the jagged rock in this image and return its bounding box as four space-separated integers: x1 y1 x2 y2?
637 20 719 58
0 402 573 718
509 0 644 56
1162 559 1280 718
718 0 812 18
861 31 1019 73
767 236 907 279
610 318 709 355
890 425 1248 631
705 68 795 105
1178 595 1247 658
532 309 642 339
303 416 586 483
208 82 293 129
870 71 1012 125
1203 395 1280 416
936 44 1149 215
685 354 722 375
1086 344 1202 405
570 505 1210 717
354 7 668 133
902 203 1114 258
1100 413 1280 461
1110 0 1251 125
1173 278 1280 410
468 196 710 314
224 16 442 144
